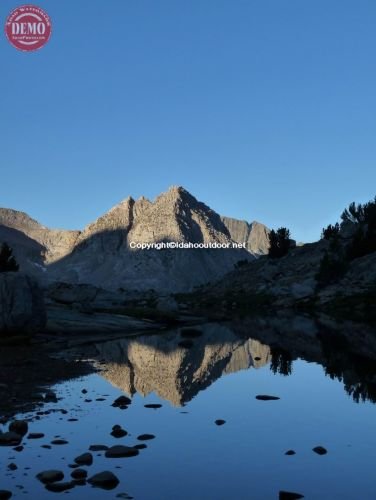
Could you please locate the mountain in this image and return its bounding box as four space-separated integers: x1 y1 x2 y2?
0 208 79 276
0 186 271 292
221 217 270 255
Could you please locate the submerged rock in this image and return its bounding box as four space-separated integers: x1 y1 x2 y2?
285 450 296 456
88 471 119 490
215 420 226 426
144 404 162 409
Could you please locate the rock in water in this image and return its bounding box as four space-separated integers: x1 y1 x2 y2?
74 452 93 465
88 471 119 490
105 445 139 458
36 470 64 484
9 420 28 436
71 469 87 479
215 420 226 426
137 434 155 441
279 491 304 499
255 395 280 401
45 482 74 492
0 432 22 446
312 446 327 455
111 425 128 438
112 395 132 407
0 273 46 335
0 491 12 500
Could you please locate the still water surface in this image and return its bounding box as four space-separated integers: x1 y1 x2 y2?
1 321 376 499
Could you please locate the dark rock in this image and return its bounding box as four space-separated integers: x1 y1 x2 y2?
112 395 132 407
0 491 12 500
255 395 280 401
111 425 127 438
36 470 64 484
215 420 226 426
88 471 119 490
41 445 51 449
0 273 46 335
67 418 78 422
137 434 155 441
105 445 139 458
9 421 28 437
285 450 296 455
27 433 44 439
0 432 22 446
116 494 133 499
81 389 88 394
144 404 162 409
45 482 74 492
71 469 87 480
279 491 304 499
8 463 17 471
89 444 108 451
313 446 327 455
13 446 23 452
134 444 147 450
51 439 68 445
74 452 93 465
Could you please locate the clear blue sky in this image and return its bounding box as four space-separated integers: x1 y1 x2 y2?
1 0 375 242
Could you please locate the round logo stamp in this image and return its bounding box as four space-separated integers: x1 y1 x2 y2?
5 4 51 51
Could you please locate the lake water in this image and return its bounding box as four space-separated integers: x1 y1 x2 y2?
1 319 376 499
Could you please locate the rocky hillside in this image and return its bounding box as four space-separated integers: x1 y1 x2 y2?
0 209 79 276
0 187 271 292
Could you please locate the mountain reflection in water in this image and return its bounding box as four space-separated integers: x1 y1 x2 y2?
89 316 376 406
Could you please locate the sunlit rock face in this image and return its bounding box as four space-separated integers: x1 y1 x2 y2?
94 323 270 406
1 187 271 292
221 217 270 255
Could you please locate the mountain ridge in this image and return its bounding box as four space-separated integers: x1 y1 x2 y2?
0 186 270 292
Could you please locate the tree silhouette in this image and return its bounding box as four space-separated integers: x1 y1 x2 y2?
268 227 291 258
0 243 19 272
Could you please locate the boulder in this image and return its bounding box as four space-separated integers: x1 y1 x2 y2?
0 273 46 335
